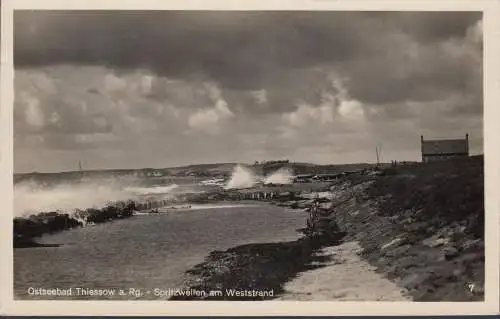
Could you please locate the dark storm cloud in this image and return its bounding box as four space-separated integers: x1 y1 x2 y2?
387 11 482 42
13 11 483 172
15 11 481 92
14 11 356 92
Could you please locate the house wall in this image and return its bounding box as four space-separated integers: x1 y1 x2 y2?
420 133 470 163
423 154 469 163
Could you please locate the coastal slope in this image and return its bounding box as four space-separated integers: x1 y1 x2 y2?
173 156 484 301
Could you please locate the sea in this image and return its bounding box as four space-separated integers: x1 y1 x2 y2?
13 173 308 300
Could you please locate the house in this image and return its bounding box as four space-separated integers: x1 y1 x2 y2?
420 134 469 162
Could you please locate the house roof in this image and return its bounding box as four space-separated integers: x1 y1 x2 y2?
421 139 468 155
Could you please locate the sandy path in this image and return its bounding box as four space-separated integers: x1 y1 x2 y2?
278 241 411 301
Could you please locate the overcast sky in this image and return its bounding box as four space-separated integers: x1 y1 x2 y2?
14 11 483 173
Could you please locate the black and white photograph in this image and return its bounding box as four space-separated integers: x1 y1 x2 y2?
3 0 500 315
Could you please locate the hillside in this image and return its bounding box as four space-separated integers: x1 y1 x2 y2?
14 161 381 184
335 155 484 300
170 155 484 301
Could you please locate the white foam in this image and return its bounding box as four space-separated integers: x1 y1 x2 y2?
124 184 179 195
14 178 180 217
264 167 294 185
225 165 258 189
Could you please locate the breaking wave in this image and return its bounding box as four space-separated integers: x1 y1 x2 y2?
14 177 179 217
124 184 179 195
225 165 295 189
264 168 294 185
225 165 258 190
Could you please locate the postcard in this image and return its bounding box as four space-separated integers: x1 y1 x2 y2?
1 0 499 316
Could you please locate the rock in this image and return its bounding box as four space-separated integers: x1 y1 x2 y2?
460 239 482 252
404 221 429 232
401 217 414 224
383 244 412 258
399 272 431 290
451 267 465 278
296 201 308 209
457 252 483 265
319 203 331 210
442 246 460 260
422 235 450 248
380 237 404 250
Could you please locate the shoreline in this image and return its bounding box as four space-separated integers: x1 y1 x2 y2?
171 157 485 301
170 222 347 300
12 157 484 301
11 181 333 248
13 200 138 248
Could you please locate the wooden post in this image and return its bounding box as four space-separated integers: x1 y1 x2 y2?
421 135 425 162
465 133 469 155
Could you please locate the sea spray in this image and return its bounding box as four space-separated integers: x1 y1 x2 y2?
13 200 138 247
14 177 179 217
124 184 179 195
225 165 258 189
264 168 294 185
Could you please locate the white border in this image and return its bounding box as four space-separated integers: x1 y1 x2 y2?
1 0 499 316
